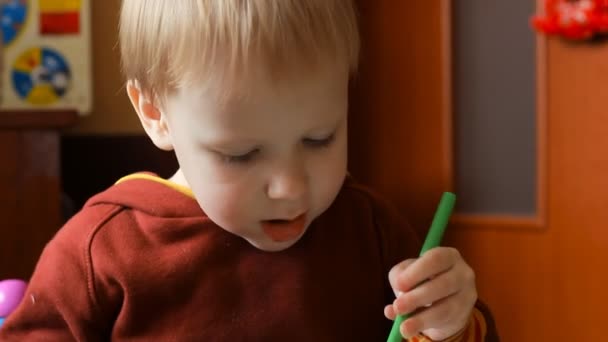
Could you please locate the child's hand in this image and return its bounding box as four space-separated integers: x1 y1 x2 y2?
384 247 477 340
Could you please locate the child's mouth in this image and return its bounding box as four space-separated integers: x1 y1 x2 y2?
261 214 307 242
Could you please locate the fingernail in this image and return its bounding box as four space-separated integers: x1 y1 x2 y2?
400 325 411 339
392 301 402 315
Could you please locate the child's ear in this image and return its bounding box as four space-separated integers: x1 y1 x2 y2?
126 81 174 151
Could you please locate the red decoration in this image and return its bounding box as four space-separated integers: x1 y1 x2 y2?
532 0 608 40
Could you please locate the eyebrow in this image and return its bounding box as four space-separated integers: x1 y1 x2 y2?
199 114 345 150
199 138 261 152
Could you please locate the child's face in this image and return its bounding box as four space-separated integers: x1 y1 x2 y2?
163 66 349 251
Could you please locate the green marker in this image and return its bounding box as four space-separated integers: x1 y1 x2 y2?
386 192 456 342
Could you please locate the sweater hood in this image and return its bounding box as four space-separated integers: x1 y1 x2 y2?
84 173 204 218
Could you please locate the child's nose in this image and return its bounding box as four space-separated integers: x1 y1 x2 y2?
266 163 308 201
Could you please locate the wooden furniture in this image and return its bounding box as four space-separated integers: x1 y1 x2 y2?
350 0 608 339
0 110 78 280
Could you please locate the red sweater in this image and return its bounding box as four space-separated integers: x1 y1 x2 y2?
0 174 498 341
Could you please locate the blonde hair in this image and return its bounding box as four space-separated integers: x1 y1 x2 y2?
119 0 360 103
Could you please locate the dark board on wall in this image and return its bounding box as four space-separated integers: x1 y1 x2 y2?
61 135 179 216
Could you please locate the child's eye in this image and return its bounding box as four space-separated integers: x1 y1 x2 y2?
222 149 259 164
303 134 335 148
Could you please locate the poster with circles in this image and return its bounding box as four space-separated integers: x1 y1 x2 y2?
1 0 91 114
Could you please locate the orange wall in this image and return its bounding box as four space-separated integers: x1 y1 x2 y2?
350 1 608 340
349 1 452 236
450 39 608 341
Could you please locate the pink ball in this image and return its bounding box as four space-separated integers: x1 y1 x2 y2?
0 279 28 317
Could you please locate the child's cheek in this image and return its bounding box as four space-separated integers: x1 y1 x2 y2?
198 181 258 232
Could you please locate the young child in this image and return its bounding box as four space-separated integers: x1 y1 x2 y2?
0 1 498 341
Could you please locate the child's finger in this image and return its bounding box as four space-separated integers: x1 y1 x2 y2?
388 258 416 295
395 247 460 292
392 266 463 316
399 294 464 338
384 304 397 320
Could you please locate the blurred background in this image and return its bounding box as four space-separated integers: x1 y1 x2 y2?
1 1 607 340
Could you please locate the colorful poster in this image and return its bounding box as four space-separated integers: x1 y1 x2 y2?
12 46 71 105
0 0 91 113
1 0 28 45
39 0 80 34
